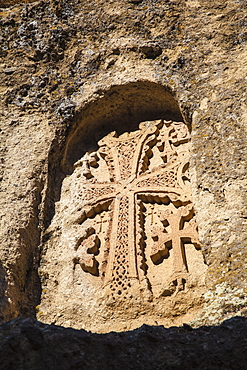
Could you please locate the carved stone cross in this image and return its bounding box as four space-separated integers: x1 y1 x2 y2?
73 120 200 299
150 206 200 274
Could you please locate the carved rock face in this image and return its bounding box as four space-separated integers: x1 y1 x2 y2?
39 120 207 332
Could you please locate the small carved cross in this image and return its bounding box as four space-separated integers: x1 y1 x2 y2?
150 205 200 275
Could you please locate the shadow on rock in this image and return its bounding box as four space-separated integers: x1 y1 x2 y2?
0 262 10 323
0 316 247 370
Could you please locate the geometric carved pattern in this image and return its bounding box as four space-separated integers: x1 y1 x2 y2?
73 120 202 300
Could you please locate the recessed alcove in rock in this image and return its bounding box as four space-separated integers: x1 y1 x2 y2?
62 81 184 173
39 81 207 333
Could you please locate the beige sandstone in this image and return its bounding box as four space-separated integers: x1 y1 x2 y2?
0 0 246 333
38 118 207 332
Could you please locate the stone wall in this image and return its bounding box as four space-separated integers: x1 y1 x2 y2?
0 0 246 331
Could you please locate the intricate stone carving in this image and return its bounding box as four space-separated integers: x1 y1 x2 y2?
72 119 203 300
74 227 100 276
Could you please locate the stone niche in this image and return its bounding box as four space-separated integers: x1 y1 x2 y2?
38 83 207 333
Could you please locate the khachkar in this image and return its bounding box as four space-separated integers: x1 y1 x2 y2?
72 119 202 302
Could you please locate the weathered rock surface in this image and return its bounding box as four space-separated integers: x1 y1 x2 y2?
0 0 246 345
0 316 247 370
37 118 208 332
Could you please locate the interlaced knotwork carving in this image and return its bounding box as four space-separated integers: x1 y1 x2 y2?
117 140 138 180
83 186 115 202
72 119 202 300
109 196 132 299
136 170 177 189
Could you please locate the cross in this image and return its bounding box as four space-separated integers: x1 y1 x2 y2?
75 120 195 298
150 206 201 275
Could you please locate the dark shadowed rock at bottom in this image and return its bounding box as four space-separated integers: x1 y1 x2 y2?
0 316 246 370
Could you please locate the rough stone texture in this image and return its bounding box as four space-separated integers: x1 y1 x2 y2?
38 118 207 332
0 0 246 351
0 316 247 370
